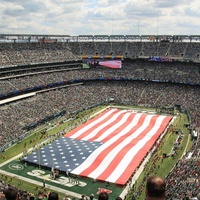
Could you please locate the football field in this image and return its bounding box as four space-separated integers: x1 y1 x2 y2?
0 106 190 200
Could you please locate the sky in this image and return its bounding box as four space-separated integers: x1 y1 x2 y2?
0 0 200 36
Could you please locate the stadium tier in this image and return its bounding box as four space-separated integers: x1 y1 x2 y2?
1 39 200 67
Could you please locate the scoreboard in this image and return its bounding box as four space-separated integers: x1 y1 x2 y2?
82 55 123 69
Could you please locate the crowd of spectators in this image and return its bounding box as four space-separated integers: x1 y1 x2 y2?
0 60 199 94
0 43 78 67
184 43 200 60
165 139 200 200
0 81 199 149
0 41 199 200
0 183 117 200
1 41 200 67
0 185 94 200
0 175 169 200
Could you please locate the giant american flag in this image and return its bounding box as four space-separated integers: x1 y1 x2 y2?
23 108 172 185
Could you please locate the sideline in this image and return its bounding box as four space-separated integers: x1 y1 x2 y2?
0 169 81 199
181 132 191 159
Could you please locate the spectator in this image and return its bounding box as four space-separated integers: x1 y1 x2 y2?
48 192 59 200
63 194 71 200
145 175 166 200
4 187 18 200
98 192 109 200
79 194 88 200
36 191 45 200
89 194 94 200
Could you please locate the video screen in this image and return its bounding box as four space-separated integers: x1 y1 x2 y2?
82 58 122 69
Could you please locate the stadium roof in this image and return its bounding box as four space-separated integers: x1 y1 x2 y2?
0 34 70 37
78 35 93 37
189 35 200 37
110 35 125 37
94 35 109 38
125 35 140 37
1 34 200 42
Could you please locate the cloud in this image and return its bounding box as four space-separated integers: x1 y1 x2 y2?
0 0 200 35
184 2 200 18
3 3 24 15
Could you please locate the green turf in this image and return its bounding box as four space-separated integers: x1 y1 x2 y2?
1 160 122 199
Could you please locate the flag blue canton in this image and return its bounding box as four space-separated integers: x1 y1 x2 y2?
23 137 103 172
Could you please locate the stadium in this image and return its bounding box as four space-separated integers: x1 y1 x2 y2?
0 34 199 200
